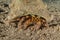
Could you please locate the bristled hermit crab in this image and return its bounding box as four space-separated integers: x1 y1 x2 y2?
11 14 49 31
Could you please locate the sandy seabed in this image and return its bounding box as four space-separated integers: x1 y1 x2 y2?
0 0 60 40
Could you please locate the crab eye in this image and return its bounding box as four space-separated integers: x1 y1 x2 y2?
27 14 31 16
40 17 46 21
34 15 38 17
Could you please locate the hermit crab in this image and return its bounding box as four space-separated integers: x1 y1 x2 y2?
10 14 49 31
